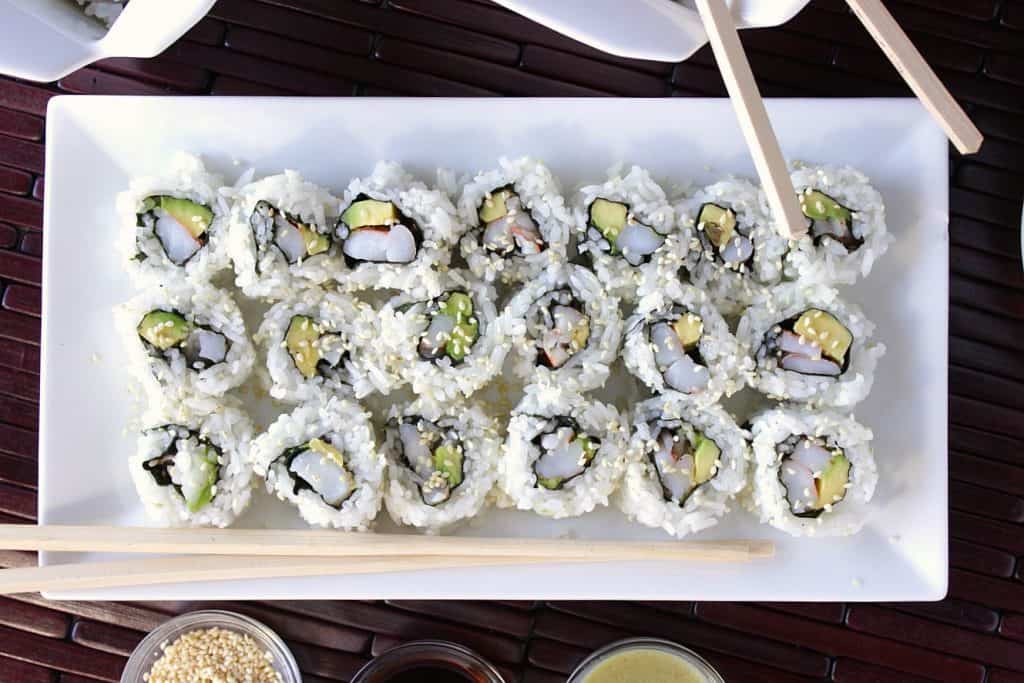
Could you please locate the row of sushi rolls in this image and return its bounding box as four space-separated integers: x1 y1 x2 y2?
116 152 890 539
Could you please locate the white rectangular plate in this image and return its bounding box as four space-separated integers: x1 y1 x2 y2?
40 97 948 601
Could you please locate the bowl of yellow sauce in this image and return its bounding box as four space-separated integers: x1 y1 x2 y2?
568 638 724 683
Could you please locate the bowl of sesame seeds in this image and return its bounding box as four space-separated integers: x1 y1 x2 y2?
120 610 301 683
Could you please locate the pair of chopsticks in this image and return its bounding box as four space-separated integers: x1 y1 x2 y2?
0 524 774 593
693 0 983 240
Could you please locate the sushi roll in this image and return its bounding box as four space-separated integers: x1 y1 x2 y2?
504 263 623 392
379 270 521 404
381 399 501 533
248 395 385 529
256 288 394 402
749 406 877 536
129 401 255 528
117 152 230 286
676 177 787 316
457 157 571 286
574 165 682 302
335 161 460 298
616 394 748 538
785 163 891 284
228 170 343 300
623 280 750 403
737 283 885 408
115 282 254 411
498 386 628 518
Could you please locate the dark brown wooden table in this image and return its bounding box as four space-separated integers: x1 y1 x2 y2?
0 1 1022 681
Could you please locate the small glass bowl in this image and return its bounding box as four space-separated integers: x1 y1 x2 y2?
120 609 301 683
350 640 506 683
567 637 724 683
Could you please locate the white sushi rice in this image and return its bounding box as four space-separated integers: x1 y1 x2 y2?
574 164 682 303
129 399 255 528
335 161 459 299
616 394 748 538
504 263 623 393
116 152 231 287
227 170 344 301
499 385 629 519
256 287 397 402
675 177 787 316
115 282 254 413
785 163 892 285
76 0 125 28
458 157 572 286
736 283 885 409
749 405 877 537
248 396 385 529
379 269 523 405
623 279 750 404
382 398 501 533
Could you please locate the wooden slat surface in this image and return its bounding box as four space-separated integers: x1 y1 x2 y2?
0 0 1021 680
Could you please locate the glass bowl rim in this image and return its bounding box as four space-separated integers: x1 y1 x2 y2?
566 636 725 683
350 639 506 682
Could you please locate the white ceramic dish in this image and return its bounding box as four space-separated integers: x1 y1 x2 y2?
0 0 215 82
40 97 948 601
492 0 812 62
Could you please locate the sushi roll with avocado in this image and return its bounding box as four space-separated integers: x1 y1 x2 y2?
574 165 681 302
256 288 396 402
228 170 343 300
676 178 787 315
623 280 750 403
498 386 628 519
504 264 623 393
381 399 501 533
785 163 891 285
335 161 459 299
249 395 385 529
749 406 877 536
737 283 885 408
616 394 748 538
116 282 254 411
129 400 255 528
379 270 521 404
117 152 230 286
457 157 571 285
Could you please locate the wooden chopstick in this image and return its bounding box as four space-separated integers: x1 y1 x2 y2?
694 0 807 240
0 525 774 562
846 0 983 155
0 554 563 595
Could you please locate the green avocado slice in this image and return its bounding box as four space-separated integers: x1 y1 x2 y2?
589 198 628 244
138 310 190 350
184 445 219 513
794 309 852 365
800 189 852 224
440 292 479 362
672 313 703 351
285 315 321 379
479 188 514 224
159 196 214 239
816 453 851 509
433 444 464 488
342 199 398 229
697 203 737 249
692 433 720 485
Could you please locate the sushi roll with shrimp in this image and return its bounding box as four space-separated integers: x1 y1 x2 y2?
115 282 254 412
676 177 787 316
256 288 396 402
737 283 885 408
335 161 460 298
248 395 385 529
504 264 623 392
623 280 750 403
228 170 343 300
458 157 572 285
574 165 682 302
117 152 230 286
749 406 877 536
616 394 748 538
785 163 891 284
129 400 255 528
381 399 501 533
498 385 628 519
379 270 522 404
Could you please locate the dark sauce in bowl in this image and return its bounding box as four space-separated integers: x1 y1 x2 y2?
351 641 504 683
386 665 474 682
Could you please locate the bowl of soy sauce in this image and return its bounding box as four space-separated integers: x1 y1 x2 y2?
351 640 505 683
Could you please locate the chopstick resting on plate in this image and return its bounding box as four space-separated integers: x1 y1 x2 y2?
693 0 807 240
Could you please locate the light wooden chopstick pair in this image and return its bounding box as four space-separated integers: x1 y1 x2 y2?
693 0 982 241
0 524 774 594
